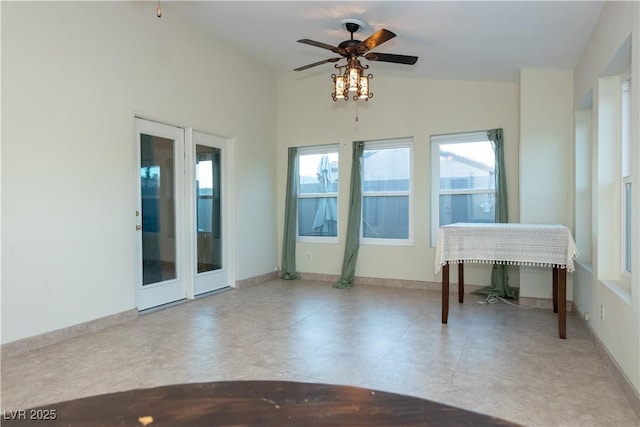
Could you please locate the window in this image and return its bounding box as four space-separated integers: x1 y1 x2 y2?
431 132 496 246
596 74 631 282
621 77 632 274
297 146 339 240
362 139 412 243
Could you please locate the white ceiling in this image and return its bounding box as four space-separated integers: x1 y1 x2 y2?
168 1 605 82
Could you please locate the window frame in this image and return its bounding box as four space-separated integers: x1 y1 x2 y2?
430 131 496 247
621 76 632 277
622 177 632 276
360 138 414 246
296 144 339 243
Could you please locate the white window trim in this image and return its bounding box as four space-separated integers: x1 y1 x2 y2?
297 144 339 157
296 144 339 244
361 138 414 246
430 131 494 247
621 77 631 177
621 177 632 278
439 188 494 196
620 76 632 280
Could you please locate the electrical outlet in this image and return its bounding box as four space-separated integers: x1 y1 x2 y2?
306 251 312 260
600 305 605 322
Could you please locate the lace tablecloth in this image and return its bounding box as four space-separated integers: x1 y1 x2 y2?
434 223 578 274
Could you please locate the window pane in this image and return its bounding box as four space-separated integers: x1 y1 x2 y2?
363 147 410 191
299 152 338 194
363 196 409 239
298 197 337 237
624 181 632 273
439 193 494 226
439 142 494 191
297 148 339 239
196 145 222 273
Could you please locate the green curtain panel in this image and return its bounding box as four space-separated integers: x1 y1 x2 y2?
474 129 519 299
491 128 509 224
334 141 365 289
281 147 300 280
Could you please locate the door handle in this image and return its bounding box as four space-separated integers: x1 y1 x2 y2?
136 225 142 230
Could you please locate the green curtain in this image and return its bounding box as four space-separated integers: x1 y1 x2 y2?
334 141 365 289
491 129 508 224
474 129 519 299
281 147 300 280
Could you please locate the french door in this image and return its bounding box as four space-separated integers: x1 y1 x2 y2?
188 130 230 296
135 119 186 310
135 119 231 310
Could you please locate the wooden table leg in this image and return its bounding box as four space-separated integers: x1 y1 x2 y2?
442 263 449 324
558 267 566 339
458 263 464 303
552 266 559 313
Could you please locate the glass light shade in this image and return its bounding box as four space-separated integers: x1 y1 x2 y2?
335 76 345 99
359 75 369 99
348 67 359 92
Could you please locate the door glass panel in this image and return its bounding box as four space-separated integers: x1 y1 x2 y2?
196 145 222 273
140 134 176 285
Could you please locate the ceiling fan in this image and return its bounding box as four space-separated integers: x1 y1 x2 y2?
294 19 419 72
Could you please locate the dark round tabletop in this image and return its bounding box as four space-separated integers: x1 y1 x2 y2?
2 380 521 426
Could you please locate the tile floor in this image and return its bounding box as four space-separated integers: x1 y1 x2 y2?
1 279 639 426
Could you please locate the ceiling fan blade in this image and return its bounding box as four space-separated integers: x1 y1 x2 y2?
294 57 341 72
355 29 396 54
297 39 345 55
364 52 418 65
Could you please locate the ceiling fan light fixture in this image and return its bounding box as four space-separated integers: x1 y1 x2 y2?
296 19 416 103
332 73 346 100
358 74 372 100
347 66 360 92
331 59 372 101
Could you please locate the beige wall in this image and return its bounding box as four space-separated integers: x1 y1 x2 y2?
1 2 278 343
276 73 519 285
518 69 574 299
572 1 640 395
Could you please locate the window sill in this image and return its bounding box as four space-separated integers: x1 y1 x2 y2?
600 279 632 305
576 260 592 273
297 237 339 244
360 239 414 247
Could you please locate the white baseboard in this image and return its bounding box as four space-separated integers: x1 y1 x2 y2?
574 304 640 418
296 272 484 293
518 296 573 311
1 309 138 358
235 271 279 288
2 271 280 357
